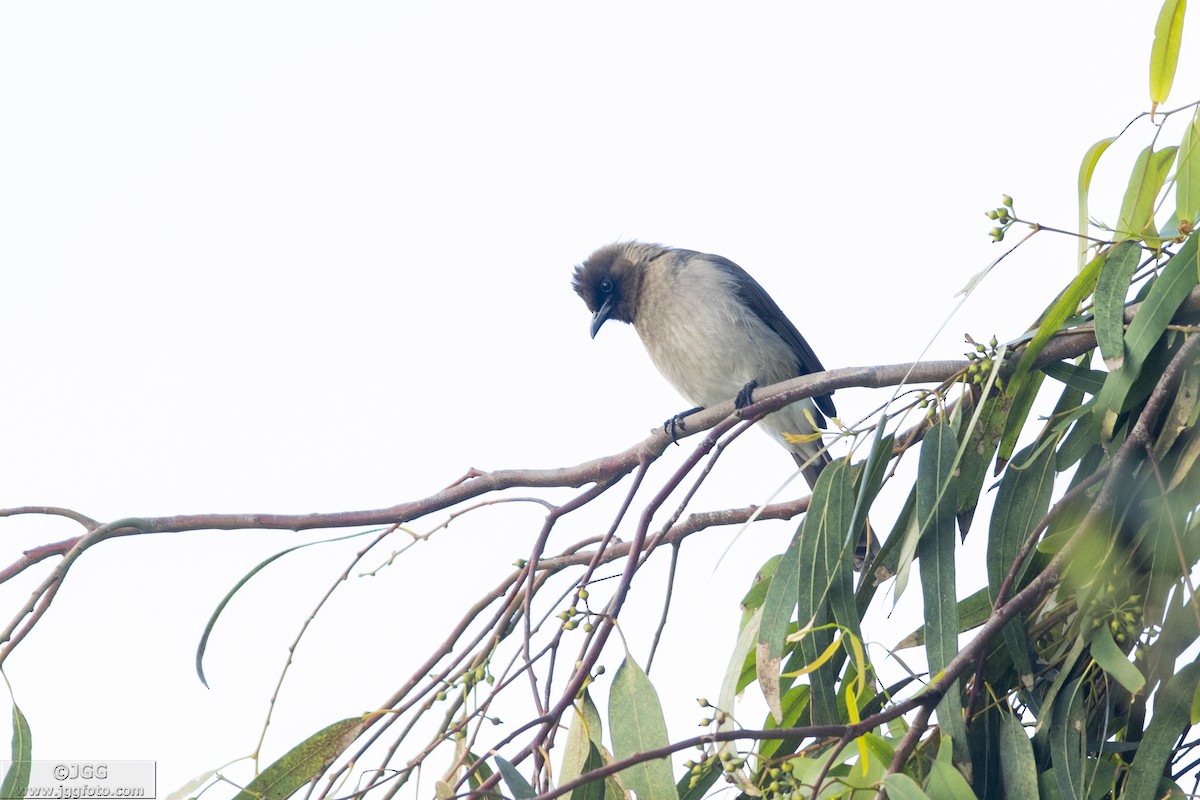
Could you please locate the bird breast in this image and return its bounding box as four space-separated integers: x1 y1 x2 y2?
633 257 800 410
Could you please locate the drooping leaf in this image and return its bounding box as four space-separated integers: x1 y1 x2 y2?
998 711 1037 798
0 701 31 800
232 716 369 800
1116 146 1178 240
925 752 976 800
1125 659 1200 800
894 588 993 650
1078 137 1118 270
808 459 860 640
956 389 1011 535
608 656 676 800
561 692 605 787
988 440 1057 677
1042 360 1108 397
880 773 932 800
196 528 382 687
568 745 608 800
756 530 802 721
1177 112 1200 226
1155 356 1200 458
740 554 781 611
1094 240 1144 369
1088 624 1146 695
916 421 967 768
731 606 763 696
1048 679 1087 800
1149 0 1187 109
495 757 536 800
999 249 1107 464
1096 232 1200 440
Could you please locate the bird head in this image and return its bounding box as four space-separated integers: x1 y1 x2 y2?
571 242 658 338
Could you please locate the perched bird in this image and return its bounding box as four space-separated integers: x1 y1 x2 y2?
572 241 879 566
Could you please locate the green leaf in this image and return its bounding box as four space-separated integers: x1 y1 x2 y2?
561 692 605 786
756 531 801 721
894 587 993 650
569 745 607 800
1049 679 1087 800
998 712 1037 798
1088 624 1146 695
847 430 894 568
1125 659 1200 799
1177 112 1200 225
465 751 501 799
740 555 780 611
794 460 853 725
809 459 860 638
1149 0 1187 107
956 389 1012 535
1078 137 1117 270
1094 240 1143 369
987 440 1056 677
0 701 31 800
925 755 976 800
232 717 368 800
608 656 677 800
1096 232 1200 439
495 757 537 800
1116 146 1178 240
916 421 967 768
998 249 1107 464
1041 361 1107 396
730 606 763 696
881 773 932 800
196 528 381 687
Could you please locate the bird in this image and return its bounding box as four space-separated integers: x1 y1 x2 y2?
572 241 879 568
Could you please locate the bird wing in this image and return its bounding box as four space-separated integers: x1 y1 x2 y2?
708 254 837 419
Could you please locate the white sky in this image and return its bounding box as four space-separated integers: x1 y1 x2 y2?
1 2 1195 796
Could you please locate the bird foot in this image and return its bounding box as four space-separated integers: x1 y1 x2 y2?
734 380 758 409
663 406 704 445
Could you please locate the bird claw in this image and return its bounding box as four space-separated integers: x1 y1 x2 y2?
735 380 758 409
662 406 704 445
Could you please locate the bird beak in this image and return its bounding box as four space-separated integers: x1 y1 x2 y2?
589 297 615 339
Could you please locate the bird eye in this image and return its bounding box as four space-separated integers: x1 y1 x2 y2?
599 278 614 294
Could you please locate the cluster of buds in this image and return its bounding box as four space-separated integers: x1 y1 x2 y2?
986 194 1016 241
1088 581 1144 646
558 586 595 632
964 334 1005 390
433 662 496 702
759 761 800 798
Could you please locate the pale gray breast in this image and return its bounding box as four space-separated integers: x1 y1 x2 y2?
632 255 801 409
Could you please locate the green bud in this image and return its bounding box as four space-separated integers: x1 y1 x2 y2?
699 718 712 726
436 691 447 701
564 620 577 630
578 588 589 600
986 209 1000 220
990 227 1004 241
1002 194 1013 207
698 698 711 708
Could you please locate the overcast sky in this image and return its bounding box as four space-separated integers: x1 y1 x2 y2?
0 3 1193 796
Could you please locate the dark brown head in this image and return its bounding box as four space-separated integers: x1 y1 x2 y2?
571 242 662 338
